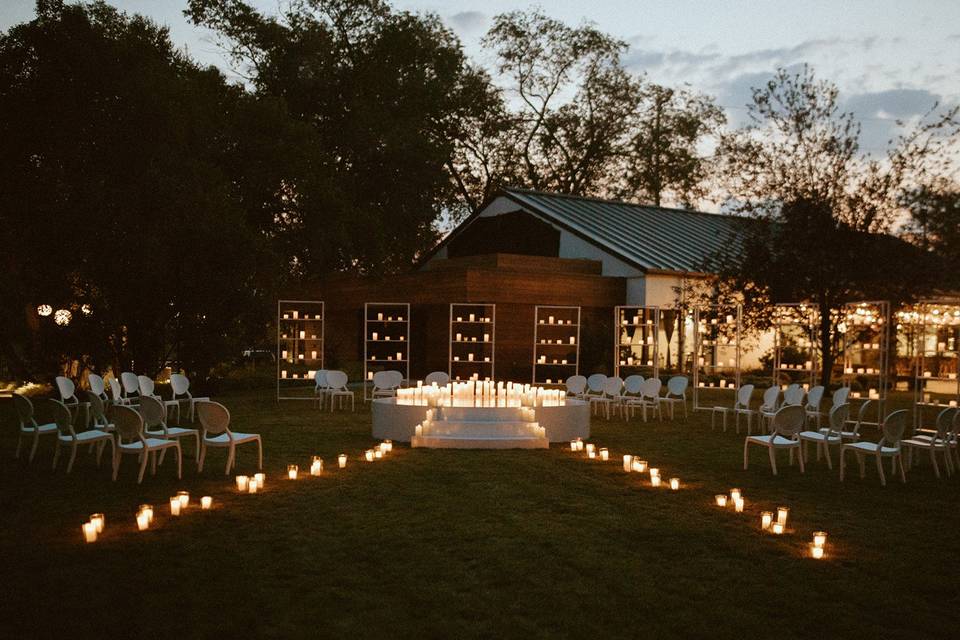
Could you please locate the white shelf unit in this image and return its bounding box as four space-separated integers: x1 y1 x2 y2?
899 302 960 431
772 303 818 389
614 306 659 381
449 303 495 381
533 305 580 385
692 305 742 412
839 301 890 427
363 302 411 401
277 300 324 401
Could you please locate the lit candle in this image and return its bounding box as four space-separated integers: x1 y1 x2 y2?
89 513 105 534
287 464 299 480
669 478 680 490
201 496 212 510
375 449 383 459
730 488 741 502
649 467 659 479
236 475 249 491
254 473 265 489
585 443 595 456
623 454 633 471
248 479 258 494
311 456 323 476
177 491 189 509
169 497 181 516
136 511 150 531
651 475 662 487
633 459 647 473
772 522 784 535
777 507 789 527
813 531 827 548
82 521 98 543
761 512 773 530
810 544 824 559
599 448 609 461
365 449 375 462
734 497 745 512
571 440 579 451
715 495 727 507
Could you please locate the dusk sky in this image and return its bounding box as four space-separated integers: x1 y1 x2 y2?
4 0 959 154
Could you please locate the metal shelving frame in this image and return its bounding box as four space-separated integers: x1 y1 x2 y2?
772 303 818 389
363 302 411 400
449 303 496 381
277 300 324 401
839 301 891 428
692 304 742 412
614 306 660 381
533 305 580 385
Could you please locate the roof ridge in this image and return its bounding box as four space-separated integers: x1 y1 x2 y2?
502 186 733 220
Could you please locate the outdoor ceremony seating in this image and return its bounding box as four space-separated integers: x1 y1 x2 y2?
108 377 133 406
109 404 182 483
585 374 607 409
798 403 850 469
83 391 114 432
782 383 805 406
660 375 689 419
371 370 403 399
804 385 825 427
50 398 114 473
120 371 141 401
324 370 355 411
756 385 781 431
87 373 109 403
591 376 623 420
840 410 908 486
139 395 200 462
13 393 58 462
833 399 873 441
314 370 329 407
743 404 806 475
565 374 587 399
197 401 262 474
623 377 662 422
169 373 209 422
711 383 753 433
138 375 181 424
901 407 956 479
620 374 643 404
424 371 449 387
55 375 90 427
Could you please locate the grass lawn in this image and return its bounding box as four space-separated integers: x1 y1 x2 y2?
2 388 959 639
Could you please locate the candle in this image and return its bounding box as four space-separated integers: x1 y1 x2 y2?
772 522 784 535
236 475 249 491
177 491 189 509
201 496 212 510
730 488 741 502
669 478 680 490
287 464 299 480
813 531 827 548
311 456 323 476
734 497 745 512
650 475 662 487
375 449 383 459
571 440 579 451
777 507 789 527
169 497 181 516
810 545 824 559
254 473 265 489
89 513 105 534
248 479 258 494
139 504 154 524
136 511 150 531
585 443 595 456
633 459 647 473
469 313 475 322
82 521 98 543
761 512 773 530
365 449 375 462
715 494 727 507
377 312 383 321
623 454 633 471
599 448 609 461
649 467 659 479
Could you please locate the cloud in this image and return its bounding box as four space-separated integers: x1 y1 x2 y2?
447 11 487 34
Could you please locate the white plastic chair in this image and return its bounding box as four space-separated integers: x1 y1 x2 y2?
660 376 689 420
109 404 182 484
831 386 850 407
120 372 140 400
139 395 200 462
829 399 872 442
798 403 850 469
592 376 623 420
313 370 329 408
757 385 781 431
840 410 908 486
55 375 90 428
743 404 806 475
424 371 449 387
138 375 181 424
13 393 58 462
87 373 109 403
169 373 209 422
50 399 114 474
585 374 607 414
108 377 132 406
711 384 754 433
565 375 587 398
782 384 805 406
804 385 825 427
325 370 355 412
624 378 662 422
197 401 262 474
372 370 402 399
83 392 114 433
902 407 956 479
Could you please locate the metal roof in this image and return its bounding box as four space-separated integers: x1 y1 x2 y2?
501 188 746 274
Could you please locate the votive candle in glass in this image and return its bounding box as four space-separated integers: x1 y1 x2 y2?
730 488 741 502
734 497 745 513
236 475 249 491
254 473 265 489
287 465 299 480
169 497 181 516
136 511 150 531
89 513 105 534
633 459 647 473
669 478 680 490
813 531 827 548
201 496 212 510
585 443 595 456
375 449 383 459
338 454 347 468
177 491 189 509
365 449 375 462
761 511 773 530
310 457 323 476
777 507 789 527
810 544 824 559
248 479 258 494
650 475 662 487
599 448 609 461
139 504 154 524
82 521 97 543
715 494 728 507
649 467 660 479
772 522 784 535
623 454 633 471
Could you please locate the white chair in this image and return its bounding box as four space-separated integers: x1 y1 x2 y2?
840 410 908 486
743 404 806 475
87 373 109 403
120 372 140 401
756 385 781 431
139 395 200 462
325 370 355 412
138 375 181 424
782 384 805 406
585 374 607 413
829 399 873 442
83 391 115 433
902 407 956 479
197 401 262 474
588 376 622 420
624 377 662 422
313 370 330 408
804 385 825 427
109 404 182 484
50 399 114 474
108 377 132 406
660 376 689 420
424 371 449 387
798 403 850 469
371 370 402 399
620 374 644 402
565 375 587 399
831 386 850 407
169 373 209 422
711 384 754 433
55 375 90 428
13 393 58 462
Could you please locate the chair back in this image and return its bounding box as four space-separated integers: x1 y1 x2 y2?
138 375 156 397
565 375 587 395
806 385 824 410
666 376 688 397
313 369 328 389
108 404 145 444
771 405 806 437
13 393 36 427
373 370 400 392
825 403 850 438
623 375 644 395
87 373 107 399
735 384 755 410
138 395 167 430
197 401 231 436
783 384 804 406
120 372 140 396
832 386 850 406
55 376 77 403
389 370 405 388
933 407 956 440
880 410 908 448
760 386 780 411
108 377 124 402
846 399 873 437
170 373 191 397
325 370 349 391
83 391 109 429
48 398 76 438
640 377 662 400
586 374 607 393
602 376 624 399
424 371 449 387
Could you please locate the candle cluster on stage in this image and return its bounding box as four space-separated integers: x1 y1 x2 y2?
396 379 567 408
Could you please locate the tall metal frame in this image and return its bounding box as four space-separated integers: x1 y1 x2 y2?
614 306 659 381
692 304 742 412
772 303 818 389
533 305 580 385
363 302 410 401
899 302 960 430
277 300 324 401
449 303 495 381
839 301 891 427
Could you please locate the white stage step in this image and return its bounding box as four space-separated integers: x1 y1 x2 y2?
412 410 548 449
412 434 548 449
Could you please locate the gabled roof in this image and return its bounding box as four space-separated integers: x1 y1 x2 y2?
498 188 746 274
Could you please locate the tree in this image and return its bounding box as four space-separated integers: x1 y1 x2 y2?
902 180 960 290
711 65 959 384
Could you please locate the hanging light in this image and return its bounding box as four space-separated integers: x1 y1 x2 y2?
37 304 52 317
54 309 72 326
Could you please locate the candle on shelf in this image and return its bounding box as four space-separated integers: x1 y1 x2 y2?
730 488 741 502
136 511 150 531
813 531 827 548
338 454 347 468
201 496 212 510
810 544 824 559
236 475 249 491
469 313 475 322
623 454 633 471
715 494 727 507
377 312 383 321
650 475 662 487
254 473 265 489
365 449 375 462
599 448 609 461
772 522 784 535
734 497 745 512
82 521 98 543
669 478 680 490
177 491 189 509
777 506 789 527
287 465 299 480
311 456 323 475
169 497 182 516
89 513 105 534
761 511 773 530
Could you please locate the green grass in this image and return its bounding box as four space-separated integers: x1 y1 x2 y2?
1 389 959 639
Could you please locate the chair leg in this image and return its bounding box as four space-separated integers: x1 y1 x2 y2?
257 438 263 470
175 444 182 479
797 445 805 473
768 446 778 475
193 433 200 463
198 442 206 472
15 434 23 459
898 455 907 483
112 450 120 481
52 442 61 470
66 442 78 474
840 448 846 481
29 432 40 462
137 451 149 484
823 442 833 470
743 440 750 470
876 453 886 486
225 445 234 475
857 453 865 479
930 448 941 479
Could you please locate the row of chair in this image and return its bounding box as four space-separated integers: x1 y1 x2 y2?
713 383 835 434
565 374 689 421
